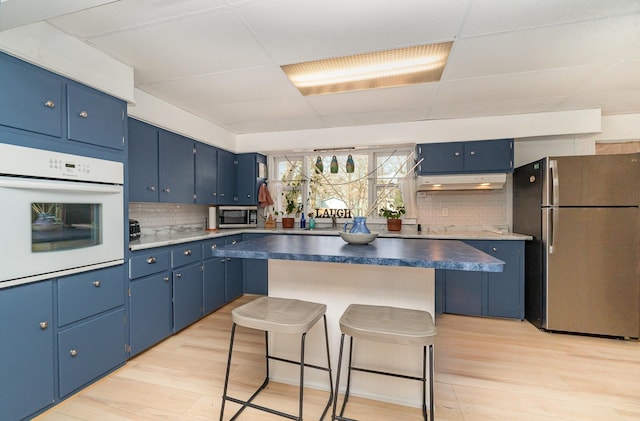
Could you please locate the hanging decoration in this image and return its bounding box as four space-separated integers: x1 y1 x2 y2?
330 155 339 173
346 154 354 173
315 156 324 173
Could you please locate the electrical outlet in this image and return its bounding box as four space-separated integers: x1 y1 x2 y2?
442 207 448 217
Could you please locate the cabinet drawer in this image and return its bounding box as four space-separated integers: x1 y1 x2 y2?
67 84 125 150
58 308 125 397
203 238 226 259
0 54 63 137
171 242 202 268
57 266 125 327
129 250 170 279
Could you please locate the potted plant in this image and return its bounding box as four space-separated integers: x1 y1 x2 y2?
379 204 405 232
278 188 302 228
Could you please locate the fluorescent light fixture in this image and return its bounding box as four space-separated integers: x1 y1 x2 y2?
281 42 453 96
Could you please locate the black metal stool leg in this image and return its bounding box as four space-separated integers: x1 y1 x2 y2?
332 333 346 420
429 344 434 421
422 345 427 421
220 323 237 421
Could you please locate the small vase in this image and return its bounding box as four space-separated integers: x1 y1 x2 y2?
344 216 371 234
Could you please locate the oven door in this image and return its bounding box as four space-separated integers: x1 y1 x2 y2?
0 176 124 286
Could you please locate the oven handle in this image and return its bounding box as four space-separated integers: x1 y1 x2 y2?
0 177 122 193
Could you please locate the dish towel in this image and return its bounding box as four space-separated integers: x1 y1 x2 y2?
258 183 274 207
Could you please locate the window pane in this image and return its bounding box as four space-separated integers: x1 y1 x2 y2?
310 154 368 217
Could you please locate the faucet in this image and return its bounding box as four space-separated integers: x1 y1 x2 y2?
331 215 337 228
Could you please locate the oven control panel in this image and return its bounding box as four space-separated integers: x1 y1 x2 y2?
0 143 123 184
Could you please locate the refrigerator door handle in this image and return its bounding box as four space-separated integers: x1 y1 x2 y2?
548 208 556 253
549 159 558 206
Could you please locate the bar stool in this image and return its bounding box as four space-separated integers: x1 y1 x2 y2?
332 304 436 421
220 296 334 420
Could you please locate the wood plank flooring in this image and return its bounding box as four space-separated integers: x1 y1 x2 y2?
35 295 640 420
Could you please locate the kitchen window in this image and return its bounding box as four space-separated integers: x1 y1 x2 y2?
271 148 413 221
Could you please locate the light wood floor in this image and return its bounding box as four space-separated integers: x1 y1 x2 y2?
36 295 640 420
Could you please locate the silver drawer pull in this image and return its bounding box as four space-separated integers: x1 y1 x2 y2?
492 247 497 252
44 100 55 108
39 321 49 329
164 277 170 282
454 151 460 156
147 256 157 264
163 188 171 193
184 249 192 256
231 240 237 244
148 186 156 191
79 110 88 118
211 244 217 249
470 151 476 156
176 273 182 279
70 349 78 357
93 280 101 287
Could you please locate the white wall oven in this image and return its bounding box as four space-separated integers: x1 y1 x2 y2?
0 144 124 288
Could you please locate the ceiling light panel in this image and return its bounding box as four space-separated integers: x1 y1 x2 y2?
281 42 453 96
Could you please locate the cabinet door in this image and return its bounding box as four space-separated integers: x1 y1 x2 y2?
417 143 464 174
173 263 203 332
203 257 226 314
243 233 268 295
129 272 173 356
217 149 237 204
128 118 159 202
485 241 524 319
195 143 218 205
0 54 63 137
236 153 257 205
159 130 195 203
443 269 483 316
58 309 125 397
67 84 126 150
463 139 513 173
224 236 244 302
0 281 54 421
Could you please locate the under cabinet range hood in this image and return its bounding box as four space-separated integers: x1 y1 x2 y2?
416 173 506 191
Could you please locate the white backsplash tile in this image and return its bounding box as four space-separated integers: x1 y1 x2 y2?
129 202 209 235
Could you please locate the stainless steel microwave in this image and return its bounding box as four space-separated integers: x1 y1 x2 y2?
218 206 258 228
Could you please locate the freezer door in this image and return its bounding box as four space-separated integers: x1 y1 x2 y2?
544 207 639 337
546 154 639 206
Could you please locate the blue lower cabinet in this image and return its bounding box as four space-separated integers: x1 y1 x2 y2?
173 262 204 332
443 240 524 319
129 272 173 356
0 281 55 421
58 308 126 397
243 233 268 295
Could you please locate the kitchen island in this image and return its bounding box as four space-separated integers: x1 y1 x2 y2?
211 235 503 407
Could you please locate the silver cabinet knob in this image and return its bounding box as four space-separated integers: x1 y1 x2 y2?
164 277 170 282
226 257 231 261
211 244 217 249
470 151 476 156
163 188 171 193
44 100 55 108
231 240 237 244
147 256 157 264
454 151 460 156
492 247 498 252
93 280 101 287
70 349 78 357
79 110 88 118
39 321 49 329
183 249 192 256
176 273 182 279
212 192 217 196
148 186 156 191
247 194 251 198
220 193 225 197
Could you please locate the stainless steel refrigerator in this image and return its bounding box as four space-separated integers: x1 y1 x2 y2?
514 153 639 338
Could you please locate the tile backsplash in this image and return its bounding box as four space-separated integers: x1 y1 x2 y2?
128 202 210 235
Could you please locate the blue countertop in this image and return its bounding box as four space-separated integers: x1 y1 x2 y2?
208 234 504 272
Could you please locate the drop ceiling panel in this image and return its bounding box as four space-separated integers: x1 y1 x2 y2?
0 0 118 31
578 60 640 93
429 97 566 120
84 8 272 83
446 14 640 80
236 0 469 64
321 108 430 128
557 89 640 115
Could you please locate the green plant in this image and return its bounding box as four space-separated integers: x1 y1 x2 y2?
378 204 405 219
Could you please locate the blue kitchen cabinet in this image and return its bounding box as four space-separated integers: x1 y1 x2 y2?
417 139 513 174
128 118 160 202
243 233 268 295
0 280 55 421
66 83 126 151
195 142 219 205
236 153 267 206
159 130 195 203
58 308 126 397
202 238 227 314
0 52 63 138
56 266 127 397
224 235 244 302
128 250 172 356
171 243 204 331
217 148 237 204
443 240 524 319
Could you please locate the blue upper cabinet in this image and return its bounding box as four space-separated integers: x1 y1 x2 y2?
128 118 160 202
67 84 126 150
236 153 266 205
195 143 219 205
158 130 195 203
217 149 237 204
417 139 513 174
0 53 63 138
